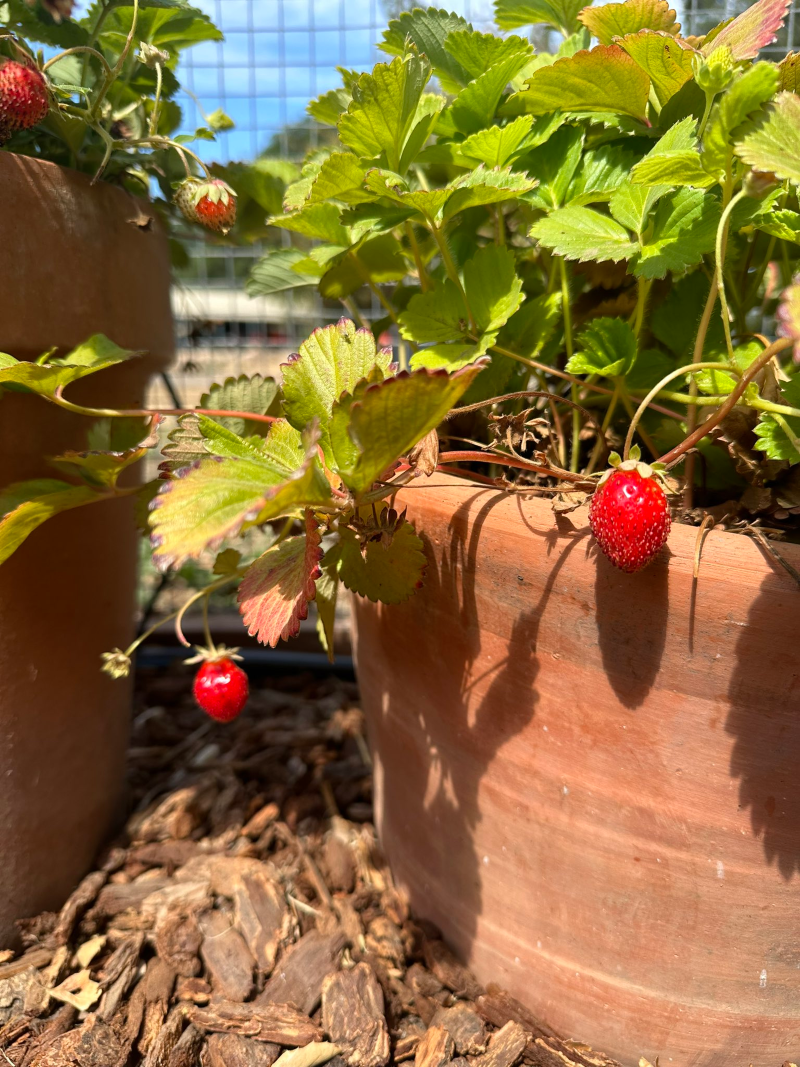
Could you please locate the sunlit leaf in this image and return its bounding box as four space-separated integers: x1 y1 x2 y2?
281 318 394 463
0 335 137 398
633 187 720 278
199 374 281 436
341 363 486 493
703 62 779 178
735 92 800 186
566 316 638 377
531 205 638 261
509 44 651 121
380 7 471 93
495 0 587 35
578 0 680 45
306 152 372 205
700 0 791 60
238 511 323 647
0 480 99 566
616 30 695 106
246 249 319 296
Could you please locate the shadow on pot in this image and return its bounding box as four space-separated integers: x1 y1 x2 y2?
365 487 591 961
727 567 800 880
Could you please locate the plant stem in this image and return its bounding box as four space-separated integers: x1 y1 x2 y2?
405 222 431 291
148 61 163 137
50 393 278 426
698 90 716 137
558 258 580 473
623 362 732 460
619 386 659 459
44 46 112 77
437 450 590 486
631 276 652 338
715 187 748 364
431 224 476 331
656 337 793 466
175 570 247 647
585 379 619 475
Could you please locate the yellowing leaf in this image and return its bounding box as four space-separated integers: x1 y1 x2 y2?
238 512 323 647
149 425 332 570
337 511 426 604
778 51 800 92
616 30 695 106
578 0 680 46
0 335 137 398
511 45 651 121
700 0 791 60
0 479 101 567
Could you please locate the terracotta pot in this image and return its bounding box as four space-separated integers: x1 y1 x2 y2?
0 155 173 945
353 473 800 1067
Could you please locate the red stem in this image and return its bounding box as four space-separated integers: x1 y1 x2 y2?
438 450 588 486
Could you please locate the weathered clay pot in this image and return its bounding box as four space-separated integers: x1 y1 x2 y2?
0 155 173 945
353 473 800 1067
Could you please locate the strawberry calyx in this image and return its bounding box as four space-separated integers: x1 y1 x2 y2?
184 177 235 209
184 642 243 667
595 446 668 488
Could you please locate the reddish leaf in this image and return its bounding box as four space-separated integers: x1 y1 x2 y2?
513 45 651 121
238 511 323 647
578 0 680 46
700 0 791 60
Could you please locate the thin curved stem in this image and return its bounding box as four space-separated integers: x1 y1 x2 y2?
623 362 732 460
657 337 793 466
175 570 247 648
149 61 164 137
715 188 748 364
437 450 590 487
50 392 278 426
432 225 475 331
44 46 112 77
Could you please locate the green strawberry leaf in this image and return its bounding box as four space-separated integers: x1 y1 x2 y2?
48 440 153 488
337 508 426 603
458 115 536 167
752 207 800 243
281 318 394 467
753 377 800 459
494 0 586 35
399 280 469 344
567 142 641 205
567 317 638 378
523 124 585 210
464 245 524 334
444 30 532 81
578 0 680 45
703 62 780 179
0 335 137 398
341 362 486 493
610 117 699 231
199 374 281 436
305 153 372 206
631 150 716 189
338 54 432 172
246 249 319 296
530 205 639 262
149 423 332 570
238 512 323 647
269 203 350 245
633 187 720 279
449 47 534 134
735 92 800 187
497 292 562 358
0 479 100 567
379 7 471 94
307 87 352 126
508 45 651 122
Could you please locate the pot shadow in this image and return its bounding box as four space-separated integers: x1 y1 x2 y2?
593 548 671 710
367 487 592 966
725 567 800 879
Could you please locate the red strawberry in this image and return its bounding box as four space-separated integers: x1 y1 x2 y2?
174 177 237 233
589 457 671 573
192 655 249 722
0 60 49 144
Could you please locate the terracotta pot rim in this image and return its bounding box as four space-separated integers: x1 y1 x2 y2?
1 151 154 212
410 471 800 577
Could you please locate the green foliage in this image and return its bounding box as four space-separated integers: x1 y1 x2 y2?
567 318 638 377
735 91 800 186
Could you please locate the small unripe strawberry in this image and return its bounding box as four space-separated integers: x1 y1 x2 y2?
589 457 671 573
0 60 49 144
192 655 249 722
174 177 237 233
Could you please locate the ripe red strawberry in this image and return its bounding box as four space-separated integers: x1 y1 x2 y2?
589 458 671 573
192 655 249 722
0 60 49 144
174 177 237 233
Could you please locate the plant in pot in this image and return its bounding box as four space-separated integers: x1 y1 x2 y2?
3 0 800 1060
0 0 279 947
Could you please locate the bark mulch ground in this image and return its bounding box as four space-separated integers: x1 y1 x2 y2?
0 667 621 1067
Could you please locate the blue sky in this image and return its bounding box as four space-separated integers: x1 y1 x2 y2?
176 0 498 161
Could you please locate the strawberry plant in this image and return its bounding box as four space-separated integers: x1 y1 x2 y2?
0 0 286 239
2 0 800 695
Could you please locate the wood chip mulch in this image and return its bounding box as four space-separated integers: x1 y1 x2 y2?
0 667 621 1067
